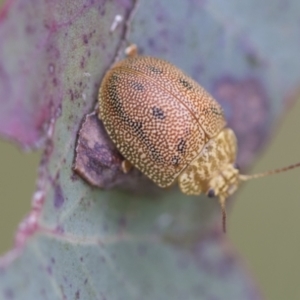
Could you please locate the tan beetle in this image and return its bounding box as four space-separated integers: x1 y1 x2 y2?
98 46 300 232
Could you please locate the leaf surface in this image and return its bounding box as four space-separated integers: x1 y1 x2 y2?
1 0 300 299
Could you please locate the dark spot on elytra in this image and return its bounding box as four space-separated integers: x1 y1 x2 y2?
110 74 120 84
171 155 180 166
75 290 80 300
177 138 186 153
128 120 142 135
147 65 163 74
210 105 222 116
179 78 193 90
149 146 163 163
152 107 165 120
54 184 64 209
127 119 164 163
131 81 144 91
52 77 58 86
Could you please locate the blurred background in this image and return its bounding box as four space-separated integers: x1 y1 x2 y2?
1 98 299 299
1 0 300 299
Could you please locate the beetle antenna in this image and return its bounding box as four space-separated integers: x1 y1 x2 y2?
239 162 300 181
219 196 227 233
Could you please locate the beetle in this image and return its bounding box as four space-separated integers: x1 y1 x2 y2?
98 46 300 232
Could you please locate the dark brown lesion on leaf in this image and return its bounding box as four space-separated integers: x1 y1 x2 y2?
73 112 160 194
74 112 123 188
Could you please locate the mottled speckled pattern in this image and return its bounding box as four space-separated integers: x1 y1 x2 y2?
99 56 225 187
179 128 237 196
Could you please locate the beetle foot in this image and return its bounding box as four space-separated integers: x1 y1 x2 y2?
125 44 138 57
121 160 132 173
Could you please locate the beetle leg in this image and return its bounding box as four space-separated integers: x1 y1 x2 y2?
121 159 133 173
125 44 138 57
219 196 227 233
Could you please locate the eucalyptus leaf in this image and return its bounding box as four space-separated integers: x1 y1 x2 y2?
1 0 300 299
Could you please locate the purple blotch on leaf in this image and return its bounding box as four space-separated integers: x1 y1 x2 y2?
54 184 64 209
46 265 52 275
213 76 270 165
3 288 14 300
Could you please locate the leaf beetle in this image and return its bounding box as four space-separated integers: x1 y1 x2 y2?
98 45 300 232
